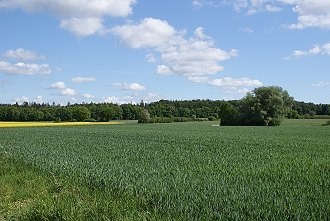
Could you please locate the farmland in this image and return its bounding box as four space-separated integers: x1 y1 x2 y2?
0 121 123 128
0 120 329 220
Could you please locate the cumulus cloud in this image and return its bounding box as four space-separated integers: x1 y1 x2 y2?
0 48 51 76
217 0 283 15
50 81 76 96
60 17 105 36
156 65 172 75
213 1 330 29
312 81 330 87
285 42 330 59
0 0 137 36
104 92 162 105
187 75 263 94
72 76 96 83
3 48 45 61
0 61 51 76
104 96 135 105
208 77 263 88
13 95 43 104
281 0 330 29
113 82 147 91
112 18 237 78
111 18 177 49
82 93 95 98
142 93 163 103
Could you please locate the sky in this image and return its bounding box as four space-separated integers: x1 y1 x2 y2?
0 0 329 105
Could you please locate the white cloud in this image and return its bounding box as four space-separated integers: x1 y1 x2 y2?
113 82 146 91
208 0 330 30
188 75 263 93
82 93 95 99
104 96 135 105
219 0 283 15
60 88 76 96
0 48 51 76
285 42 330 59
0 0 137 36
72 76 96 83
312 81 330 87
0 0 136 17
59 17 105 36
13 95 43 104
192 0 203 7
208 77 263 88
50 82 66 89
13 96 29 104
265 4 282 12
113 18 237 78
156 65 172 75
3 48 45 61
50 81 76 96
104 93 163 105
142 93 163 103
187 76 209 83
111 18 177 49
281 0 330 29
0 61 51 76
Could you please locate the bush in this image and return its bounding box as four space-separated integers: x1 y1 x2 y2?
83 118 97 122
208 116 216 121
322 120 330 126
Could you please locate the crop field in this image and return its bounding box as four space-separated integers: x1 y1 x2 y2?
0 120 329 220
0 121 122 128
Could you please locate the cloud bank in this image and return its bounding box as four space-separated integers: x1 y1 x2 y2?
0 0 137 36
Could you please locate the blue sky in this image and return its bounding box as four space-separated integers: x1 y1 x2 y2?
0 0 329 105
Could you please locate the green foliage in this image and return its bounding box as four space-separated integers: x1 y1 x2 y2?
208 116 216 121
138 109 150 123
71 106 91 122
0 122 329 220
1 95 329 124
83 118 97 122
239 86 294 126
322 120 330 126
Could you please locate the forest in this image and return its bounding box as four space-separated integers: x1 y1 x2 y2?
0 97 329 122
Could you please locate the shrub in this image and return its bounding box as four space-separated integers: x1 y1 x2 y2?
208 116 216 121
322 120 330 126
83 118 97 122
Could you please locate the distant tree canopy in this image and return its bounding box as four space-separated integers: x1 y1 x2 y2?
0 86 329 124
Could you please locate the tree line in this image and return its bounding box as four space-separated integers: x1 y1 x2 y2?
0 86 329 125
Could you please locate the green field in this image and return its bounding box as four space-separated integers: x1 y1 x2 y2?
0 120 329 220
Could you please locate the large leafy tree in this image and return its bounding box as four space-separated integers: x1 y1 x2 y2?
239 86 293 126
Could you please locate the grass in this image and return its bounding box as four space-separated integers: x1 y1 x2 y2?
0 152 156 221
0 119 329 220
281 119 328 126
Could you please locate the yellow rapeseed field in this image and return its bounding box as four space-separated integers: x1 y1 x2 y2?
0 121 123 128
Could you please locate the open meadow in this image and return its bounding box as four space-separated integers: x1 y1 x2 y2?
0 120 329 220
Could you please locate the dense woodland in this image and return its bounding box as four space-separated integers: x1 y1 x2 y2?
0 86 328 125
0 97 329 122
